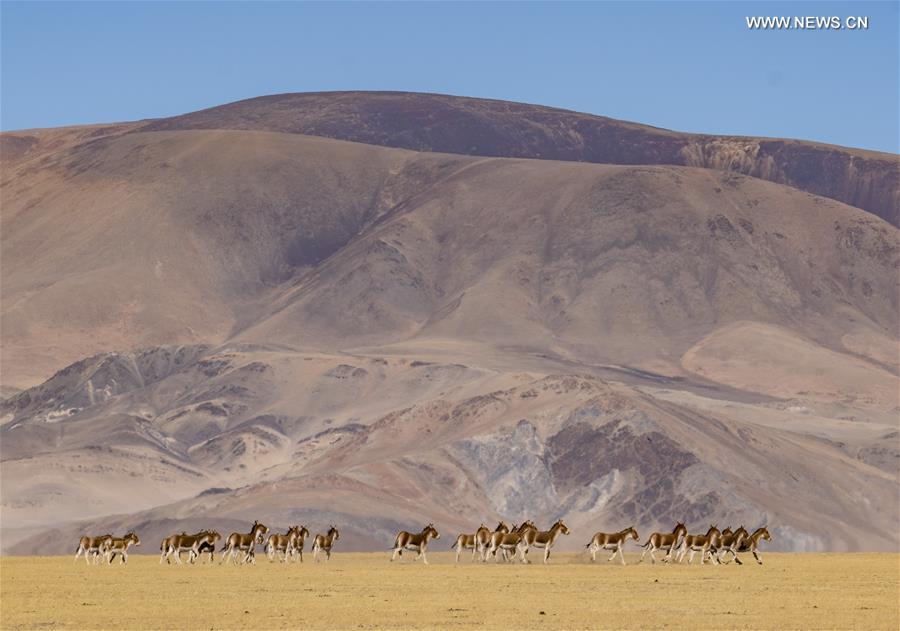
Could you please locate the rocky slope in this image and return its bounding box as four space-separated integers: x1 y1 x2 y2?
4 345 897 554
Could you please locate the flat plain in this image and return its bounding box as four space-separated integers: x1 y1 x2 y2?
1 553 897 630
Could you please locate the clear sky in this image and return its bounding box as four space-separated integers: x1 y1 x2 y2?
1 1 897 153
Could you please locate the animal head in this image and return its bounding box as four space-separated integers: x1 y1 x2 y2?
628 526 639 540
495 521 510 534
328 525 340 539
299 525 310 538
553 520 570 535
424 523 440 540
760 526 772 541
125 532 140 546
722 527 733 536
734 526 749 540
673 522 687 536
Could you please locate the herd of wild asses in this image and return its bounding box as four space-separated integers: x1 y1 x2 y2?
74 520 772 567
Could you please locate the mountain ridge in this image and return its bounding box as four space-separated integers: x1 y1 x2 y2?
137 91 900 227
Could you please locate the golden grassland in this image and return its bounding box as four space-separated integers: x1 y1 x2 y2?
0 553 897 630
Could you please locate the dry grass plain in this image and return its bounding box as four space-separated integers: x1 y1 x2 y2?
1 553 897 630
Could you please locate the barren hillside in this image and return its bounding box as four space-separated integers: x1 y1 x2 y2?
142 91 900 227
1 93 897 553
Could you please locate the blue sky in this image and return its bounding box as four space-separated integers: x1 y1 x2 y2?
2 1 897 152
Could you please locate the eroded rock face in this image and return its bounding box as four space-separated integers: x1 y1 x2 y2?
547 420 697 493
451 420 559 520
1 345 209 424
447 407 721 532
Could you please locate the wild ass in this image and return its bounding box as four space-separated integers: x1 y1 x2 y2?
220 521 269 564
160 531 221 564
391 524 440 564
736 526 772 564
639 522 687 564
74 534 113 565
266 526 306 562
105 532 141 564
676 525 722 565
716 526 749 564
586 526 639 565
312 526 340 563
290 525 311 562
486 522 535 563
522 520 570 564
451 524 492 563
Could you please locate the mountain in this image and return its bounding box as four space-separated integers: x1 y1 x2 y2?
141 91 900 227
1 92 898 553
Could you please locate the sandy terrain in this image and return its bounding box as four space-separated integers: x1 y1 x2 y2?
0 553 897 630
